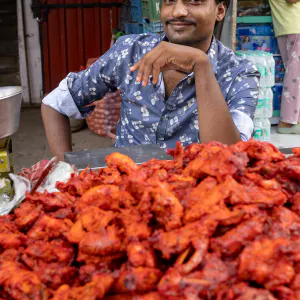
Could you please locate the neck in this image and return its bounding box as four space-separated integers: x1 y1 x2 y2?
188 36 213 53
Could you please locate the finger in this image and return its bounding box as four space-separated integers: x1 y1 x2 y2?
141 51 164 86
152 55 166 85
141 60 154 87
130 60 141 72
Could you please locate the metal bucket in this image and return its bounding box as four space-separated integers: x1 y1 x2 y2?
0 86 23 139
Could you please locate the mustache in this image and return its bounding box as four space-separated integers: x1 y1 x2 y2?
165 18 197 25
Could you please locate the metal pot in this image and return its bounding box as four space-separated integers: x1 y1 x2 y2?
0 86 23 139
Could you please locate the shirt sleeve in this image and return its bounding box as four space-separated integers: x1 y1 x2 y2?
227 63 260 141
43 38 123 118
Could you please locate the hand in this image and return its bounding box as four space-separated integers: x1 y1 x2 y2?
130 42 208 87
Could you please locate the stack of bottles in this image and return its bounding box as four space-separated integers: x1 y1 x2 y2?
236 51 275 142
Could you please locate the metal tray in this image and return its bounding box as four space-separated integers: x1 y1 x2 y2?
64 144 173 170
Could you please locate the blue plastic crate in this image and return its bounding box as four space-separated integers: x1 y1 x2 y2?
124 22 143 34
130 0 142 22
142 20 163 34
236 25 274 36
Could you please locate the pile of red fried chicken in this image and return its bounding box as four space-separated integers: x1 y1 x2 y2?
0 140 300 300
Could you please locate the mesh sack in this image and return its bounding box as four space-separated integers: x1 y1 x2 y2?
86 90 121 139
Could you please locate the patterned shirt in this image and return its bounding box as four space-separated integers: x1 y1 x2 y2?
43 34 260 149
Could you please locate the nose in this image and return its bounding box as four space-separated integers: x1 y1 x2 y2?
172 0 189 19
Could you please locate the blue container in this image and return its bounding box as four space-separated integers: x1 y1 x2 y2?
236 25 274 36
142 19 164 34
272 85 283 111
236 24 278 53
131 0 143 22
124 22 143 34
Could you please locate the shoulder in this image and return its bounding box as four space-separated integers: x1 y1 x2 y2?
215 40 259 77
114 33 162 50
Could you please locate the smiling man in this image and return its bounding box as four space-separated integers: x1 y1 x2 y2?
42 0 260 161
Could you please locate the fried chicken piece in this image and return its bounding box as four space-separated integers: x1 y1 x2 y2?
225 176 287 207
0 248 23 264
0 232 27 250
79 264 111 285
291 193 300 217
79 224 123 256
97 167 123 185
238 238 295 289
291 273 300 291
22 260 77 290
166 174 197 191
106 152 138 175
268 207 300 239
210 215 266 257
159 253 230 299
14 201 43 231
118 209 152 242
175 237 209 275
66 206 116 244
219 283 277 300
127 241 157 268
77 185 136 212
139 181 183 231
21 240 76 289
231 140 285 162
27 215 73 241
49 208 75 221
133 292 164 300
0 216 27 249
52 273 114 300
183 145 248 181
56 169 98 196
183 177 218 209
22 239 74 265
111 266 162 294
76 250 125 265
293 148 300 157
0 262 47 300
26 191 76 211
272 286 296 300
150 218 217 259
0 215 18 233
184 180 231 223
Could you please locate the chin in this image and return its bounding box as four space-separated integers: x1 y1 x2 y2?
167 35 196 46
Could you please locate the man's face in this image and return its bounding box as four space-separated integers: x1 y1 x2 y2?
161 0 225 47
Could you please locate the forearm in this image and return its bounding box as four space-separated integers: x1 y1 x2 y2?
194 62 241 145
41 103 72 161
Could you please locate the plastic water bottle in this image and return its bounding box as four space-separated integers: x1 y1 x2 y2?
255 88 273 119
253 118 263 141
264 87 273 118
262 118 271 142
255 89 265 118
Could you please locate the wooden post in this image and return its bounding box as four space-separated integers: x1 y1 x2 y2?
231 0 237 51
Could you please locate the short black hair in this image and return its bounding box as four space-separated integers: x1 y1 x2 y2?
216 0 231 9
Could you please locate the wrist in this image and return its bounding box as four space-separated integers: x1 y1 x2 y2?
192 52 211 73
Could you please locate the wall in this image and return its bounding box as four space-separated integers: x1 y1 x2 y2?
17 0 43 104
0 0 20 87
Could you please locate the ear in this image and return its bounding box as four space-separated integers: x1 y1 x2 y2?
216 3 226 22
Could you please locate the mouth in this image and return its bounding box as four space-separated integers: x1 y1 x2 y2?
167 21 195 30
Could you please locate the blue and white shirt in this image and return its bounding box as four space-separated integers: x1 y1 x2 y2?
43 34 260 149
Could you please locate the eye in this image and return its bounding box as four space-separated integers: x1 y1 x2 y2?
188 0 202 4
164 0 176 5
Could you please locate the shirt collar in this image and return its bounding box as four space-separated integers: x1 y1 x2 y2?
161 35 218 75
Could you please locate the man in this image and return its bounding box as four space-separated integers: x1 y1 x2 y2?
42 0 260 161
